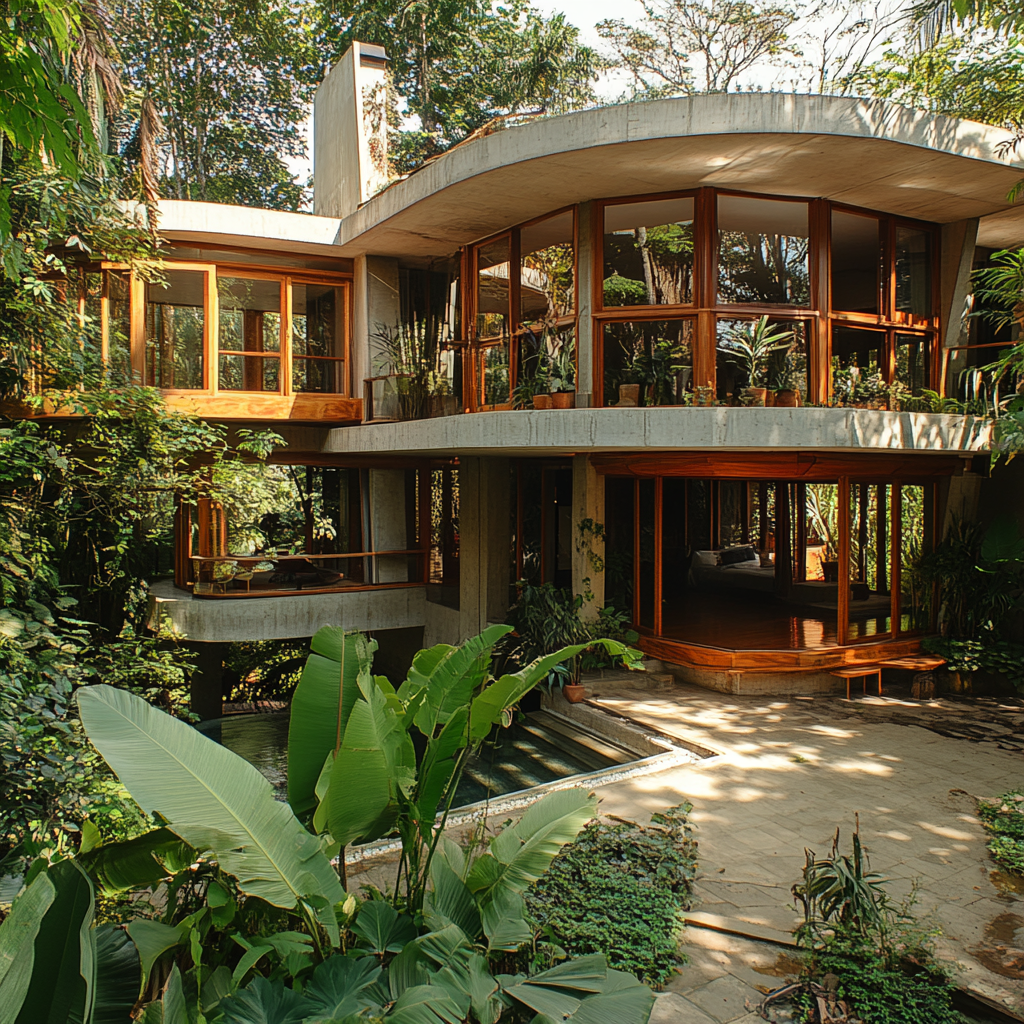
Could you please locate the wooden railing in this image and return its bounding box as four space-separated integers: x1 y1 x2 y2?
189 549 427 598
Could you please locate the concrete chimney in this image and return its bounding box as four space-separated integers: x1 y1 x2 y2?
313 42 389 218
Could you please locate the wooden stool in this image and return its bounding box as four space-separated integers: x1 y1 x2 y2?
830 665 882 700
879 656 946 699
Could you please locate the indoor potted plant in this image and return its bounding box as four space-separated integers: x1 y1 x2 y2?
771 355 803 408
716 316 794 407
549 341 576 409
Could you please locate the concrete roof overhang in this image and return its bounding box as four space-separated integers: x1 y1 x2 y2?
332 94 1024 258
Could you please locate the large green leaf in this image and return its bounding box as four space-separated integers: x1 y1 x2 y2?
350 901 416 956
302 955 382 1019
415 708 470 838
327 671 416 847
93 924 141 1024
0 871 54 1023
79 828 195 895
218 976 311 1024
424 854 481 940
480 887 532 953
15 859 95 1024
287 629 375 816
78 686 344 924
401 625 513 736
466 789 597 905
387 983 466 1024
568 970 655 1024
126 920 184 989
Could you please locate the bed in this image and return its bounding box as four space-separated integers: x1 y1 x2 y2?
687 547 777 594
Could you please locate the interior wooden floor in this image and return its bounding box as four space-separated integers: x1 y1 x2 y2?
659 588 892 651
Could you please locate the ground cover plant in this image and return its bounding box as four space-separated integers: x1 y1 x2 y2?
0 626 656 1023
977 789 1024 876
525 803 698 986
786 825 965 1024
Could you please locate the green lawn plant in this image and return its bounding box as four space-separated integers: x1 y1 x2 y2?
977 788 1024 876
0 626 654 1024
526 803 698 986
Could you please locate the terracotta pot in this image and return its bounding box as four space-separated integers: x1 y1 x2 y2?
551 391 576 409
563 683 587 703
774 389 801 408
765 390 777 407
618 383 641 407
532 393 552 410
742 387 767 407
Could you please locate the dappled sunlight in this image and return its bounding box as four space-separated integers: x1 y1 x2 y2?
917 821 978 842
830 758 894 775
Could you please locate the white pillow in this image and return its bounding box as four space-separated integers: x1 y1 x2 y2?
692 550 718 566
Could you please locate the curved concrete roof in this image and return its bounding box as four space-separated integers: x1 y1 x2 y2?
331 94 1024 258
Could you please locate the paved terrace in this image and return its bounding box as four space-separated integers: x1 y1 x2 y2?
587 680 1024 1022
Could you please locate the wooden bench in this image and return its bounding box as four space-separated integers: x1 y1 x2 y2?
830 665 883 700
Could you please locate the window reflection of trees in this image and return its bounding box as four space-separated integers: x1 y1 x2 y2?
718 230 810 304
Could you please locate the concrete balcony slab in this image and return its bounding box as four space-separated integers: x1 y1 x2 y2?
323 407 992 459
147 579 426 643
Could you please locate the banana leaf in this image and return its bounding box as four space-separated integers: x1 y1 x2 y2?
93 924 141 1024
79 828 195 895
78 686 344 930
287 628 375 816
0 871 55 1022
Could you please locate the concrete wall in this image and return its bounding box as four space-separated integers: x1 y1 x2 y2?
353 255 400 398
313 43 389 219
571 454 604 618
941 218 979 352
148 580 426 643
368 468 411 583
575 201 595 407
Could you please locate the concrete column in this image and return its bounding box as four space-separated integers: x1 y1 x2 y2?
459 458 511 638
188 641 227 721
571 455 604 620
353 255 400 405
940 218 979 353
368 468 410 583
943 471 982 535
576 202 595 407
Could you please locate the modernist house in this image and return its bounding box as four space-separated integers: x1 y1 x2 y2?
40 43 1024 714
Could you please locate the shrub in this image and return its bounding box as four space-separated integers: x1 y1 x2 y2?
978 789 1024 875
525 802 698 986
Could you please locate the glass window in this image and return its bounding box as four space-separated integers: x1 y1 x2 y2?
521 211 574 326
895 226 932 318
638 478 655 629
718 196 809 305
604 478 634 617
481 342 510 406
146 269 205 389
476 237 511 341
899 484 933 632
603 198 695 307
848 483 892 640
895 333 930 396
945 343 1014 408
602 319 694 407
831 326 885 405
292 282 346 394
716 318 808 404
217 276 281 393
107 270 132 374
831 211 881 314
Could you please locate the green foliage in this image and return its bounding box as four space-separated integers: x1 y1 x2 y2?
799 930 966 1024
497 583 643 687
716 316 795 390
923 635 1024 688
791 823 965 1024
320 1 601 171
977 789 1024 875
912 516 1024 644
526 804 698 986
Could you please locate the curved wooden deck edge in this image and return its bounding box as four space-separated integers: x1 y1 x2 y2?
639 634 925 672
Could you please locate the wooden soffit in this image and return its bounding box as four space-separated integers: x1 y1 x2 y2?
589 450 967 480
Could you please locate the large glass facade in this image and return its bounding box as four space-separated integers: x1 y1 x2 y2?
605 472 935 650
895 226 933 319
218 276 282 392
292 282 347 394
716 318 809 403
602 319 694 406
831 211 881 314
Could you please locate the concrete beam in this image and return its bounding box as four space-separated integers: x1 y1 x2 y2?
322 407 993 459
148 581 426 643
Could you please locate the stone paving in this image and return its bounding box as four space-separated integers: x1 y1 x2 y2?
583 679 1024 1022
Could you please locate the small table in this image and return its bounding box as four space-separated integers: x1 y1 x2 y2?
878 656 946 672
830 665 882 700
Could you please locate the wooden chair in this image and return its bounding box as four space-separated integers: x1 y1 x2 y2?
830 665 882 700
